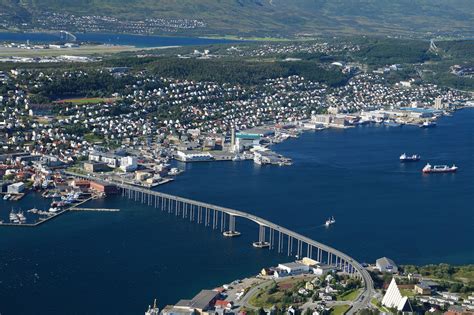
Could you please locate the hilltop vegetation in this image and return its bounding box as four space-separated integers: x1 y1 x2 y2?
1 0 473 37
402 264 474 285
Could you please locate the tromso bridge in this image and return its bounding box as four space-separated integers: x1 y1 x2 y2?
68 172 373 312
118 183 374 310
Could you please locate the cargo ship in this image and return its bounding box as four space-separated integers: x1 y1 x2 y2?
422 163 458 173
400 153 420 162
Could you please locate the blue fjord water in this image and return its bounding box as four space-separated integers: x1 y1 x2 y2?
0 109 473 314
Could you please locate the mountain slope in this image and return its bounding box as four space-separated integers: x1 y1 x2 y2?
2 0 473 36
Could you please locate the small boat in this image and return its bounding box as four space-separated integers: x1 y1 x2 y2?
169 168 181 176
9 210 18 221
17 211 26 222
400 153 421 162
3 194 10 200
325 216 336 226
27 207 39 214
422 163 457 173
383 120 401 127
232 154 244 162
420 121 437 128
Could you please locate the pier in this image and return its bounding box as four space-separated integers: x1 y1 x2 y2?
69 207 120 212
63 172 374 313
0 196 108 227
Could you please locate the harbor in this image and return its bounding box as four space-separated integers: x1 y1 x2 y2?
0 187 115 227
0 109 472 315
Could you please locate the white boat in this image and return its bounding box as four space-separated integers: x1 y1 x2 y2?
325 216 336 226
383 120 401 127
232 154 244 161
49 207 59 213
169 168 181 176
27 207 39 214
3 194 10 200
420 121 437 128
17 211 26 222
9 210 18 221
400 153 421 162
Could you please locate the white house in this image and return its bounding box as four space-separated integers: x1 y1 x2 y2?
312 265 334 276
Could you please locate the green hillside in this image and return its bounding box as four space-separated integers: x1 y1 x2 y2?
1 0 473 37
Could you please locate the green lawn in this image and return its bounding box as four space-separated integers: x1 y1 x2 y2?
337 289 361 301
55 97 117 105
371 298 390 313
400 289 416 297
84 133 105 143
330 305 350 315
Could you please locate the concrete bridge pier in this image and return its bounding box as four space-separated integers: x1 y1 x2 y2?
223 214 241 237
253 224 270 248
277 231 283 253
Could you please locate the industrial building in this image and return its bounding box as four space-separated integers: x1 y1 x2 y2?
376 257 398 273
89 181 118 194
7 182 24 194
164 289 220 315
175 151 214 162
277 262 310 275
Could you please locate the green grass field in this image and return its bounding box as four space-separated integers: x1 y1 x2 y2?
54 97 117 105
337 289 362 301
400 289 417 297
330 305 350 315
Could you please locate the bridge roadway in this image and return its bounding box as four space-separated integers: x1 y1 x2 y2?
66 172 374 313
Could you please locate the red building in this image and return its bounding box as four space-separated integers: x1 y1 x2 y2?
89 181 118 194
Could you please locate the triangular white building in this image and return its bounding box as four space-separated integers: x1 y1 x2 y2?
382 278 413 312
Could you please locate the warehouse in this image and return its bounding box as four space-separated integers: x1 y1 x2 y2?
7 182 24 194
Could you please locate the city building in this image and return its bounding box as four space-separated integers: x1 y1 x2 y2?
83 161 110 173
120 156 138 172
434 97 444 110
